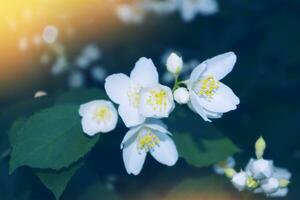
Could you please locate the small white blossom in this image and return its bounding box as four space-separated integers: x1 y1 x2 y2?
248 159 273 180
187 52 239 122
42 25 59 44
213 156 236 175
231 171 248 191
174 87 190 104
261 177 280 194
166 52 183 74
79 100 118 136
105 57 173 127
121 119 178 175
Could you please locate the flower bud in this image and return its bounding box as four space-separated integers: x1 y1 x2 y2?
249 159 273 180
174 87 190 104
261 177 279 194
279 179 290 188
224 168 236 178
231 172 247 191
166 53 183 74
255 136 266 159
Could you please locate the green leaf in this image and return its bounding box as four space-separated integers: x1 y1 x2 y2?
9 104 99 172
55 88 107 105
169 107 240 167
78 181 122 200
35 162 84 200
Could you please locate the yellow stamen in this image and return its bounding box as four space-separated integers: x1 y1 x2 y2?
198 75 219 99
137 131 160 152
93 106 111 123
146 89 168 111
127 85 141 107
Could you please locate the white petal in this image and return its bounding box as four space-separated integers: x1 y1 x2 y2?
189 63 207 87
130 57 159 87
179 0 197 22
81 116 101 136
121 126 142 148
269 188 288 197
144 119 171 135
197 82 239 113
150 132 178 166
189 91 210 122
197 0 219 15
118 104 145 128
202 52 237 80
105 73 130 104
122 139 147 175
273 167 291 180
203 108 223 119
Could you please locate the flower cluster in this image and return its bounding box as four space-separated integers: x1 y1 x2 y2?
114 0 219 24
224 137 291 197
79 51 239 175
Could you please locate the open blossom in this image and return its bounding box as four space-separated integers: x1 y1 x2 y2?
246 158 274 180
79 100 118 136
121 119 178 175
105 57 174 127
187 52 240 122
178 0 219 22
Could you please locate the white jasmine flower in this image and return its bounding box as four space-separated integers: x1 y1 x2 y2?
187 52 239 122
42 25 59 44
213 156 235 175
269 188 288 197
231 171 248 191
261 177 280 194
121 119 178 175
178 0 219 22
116 4 145 24
105 57 162 127
166 52 183 74
68 70 85 88
248 159 274 180
139 85 174 118
174 87 190 104
79 100 118 136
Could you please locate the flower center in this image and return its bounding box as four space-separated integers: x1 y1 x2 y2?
127 84 141 107
197 75 220 99
146 89 168 111
137 130 160 152
93 106 111 123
